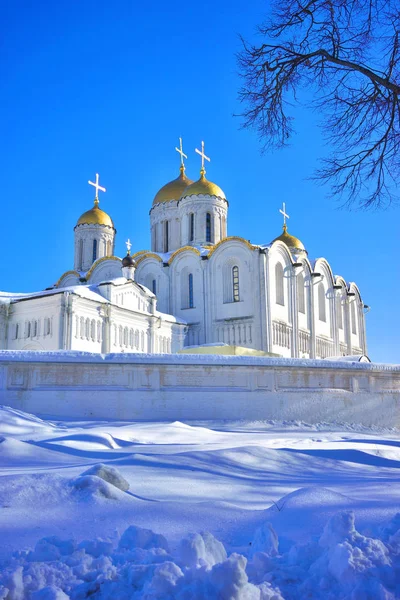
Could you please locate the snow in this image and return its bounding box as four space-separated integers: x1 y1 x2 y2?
0 407 399 598
1 350 399 370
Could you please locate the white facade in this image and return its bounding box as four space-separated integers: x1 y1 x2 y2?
0 158 368 358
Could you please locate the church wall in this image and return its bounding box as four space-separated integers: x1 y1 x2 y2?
4 296 64 352
136 259 169 314
178 196 228 246
150 202 180 253
1 353 398 427
74 224 115 272
169 253 205 346
268 245 294 358
207 242 262 350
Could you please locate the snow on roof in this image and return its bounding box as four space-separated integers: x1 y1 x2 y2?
0 284 109 305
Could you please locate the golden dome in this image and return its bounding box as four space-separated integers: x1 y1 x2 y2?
76 200 114 228
272 225 306 251
153 167 194 205
181 172 226 200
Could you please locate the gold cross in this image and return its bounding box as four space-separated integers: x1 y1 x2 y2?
88 173 106 205
279 202 290 228
195 140 210 175
126 239 132 254
175 137 187 169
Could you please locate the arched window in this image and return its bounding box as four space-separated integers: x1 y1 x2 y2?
275 263 284 306
26 321 31 338
124 326 128 346
318 283 326 322
206 213 212 243
189 273 194 308
297 273 305 314
164 221 169 252
129 329 134 348
119 325 123 346
32 320 37 337
189 213 195 242
351 301 357 334
141 330 145 351
152 279 157 295
232 266 240 302
92 239 97 262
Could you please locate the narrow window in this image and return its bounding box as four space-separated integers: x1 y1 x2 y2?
164 221 169 252
15 324 19 339
78 239 83 268
297 273 305 314
232 266 240 302
206 213 211 243
32 320 37 337
275 263 284 306
152 279 157 295
337 295 343 329
351 301 357 334
154 225 158 252
92 239 97 262
318 283 326 322
27 322 31 338
188 273 194 308
189 213 195 242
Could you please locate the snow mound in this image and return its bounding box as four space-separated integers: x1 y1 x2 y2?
0 406 58 437
0 512 398 599
118 525 169 552
177 531 227 568
80 464 129 491
70 475 124 500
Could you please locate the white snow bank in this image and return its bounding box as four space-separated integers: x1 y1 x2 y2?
80 464 129 492
0 512 399 599
70 475 125 500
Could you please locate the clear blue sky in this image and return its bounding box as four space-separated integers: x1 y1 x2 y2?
1 0 399 363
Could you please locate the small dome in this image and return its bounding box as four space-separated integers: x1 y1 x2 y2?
181 172 225 200
122 253 136 268
76 202 114 228
153 167 194 206
272 225 306 251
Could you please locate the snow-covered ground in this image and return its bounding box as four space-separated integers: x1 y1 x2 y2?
0 406 399 599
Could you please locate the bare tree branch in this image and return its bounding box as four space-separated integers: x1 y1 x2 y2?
238 0 400 208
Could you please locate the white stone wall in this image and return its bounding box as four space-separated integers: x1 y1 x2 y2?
150 201 181 253
0 353 398 427
178 195 228 246
74 223 115 272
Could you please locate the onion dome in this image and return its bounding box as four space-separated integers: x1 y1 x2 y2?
153 166 193 206
181 171 225 200
122 252 136 268
272 224 306 252
76 199 114 228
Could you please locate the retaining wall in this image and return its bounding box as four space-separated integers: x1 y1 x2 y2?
0 351 399 426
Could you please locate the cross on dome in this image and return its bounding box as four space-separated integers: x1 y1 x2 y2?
175 137 187 170
195 140 210 175
279 202 290 230
88 173 106 206
126 239 132 254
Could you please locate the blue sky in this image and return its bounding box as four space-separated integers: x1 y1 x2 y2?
1 0 399 363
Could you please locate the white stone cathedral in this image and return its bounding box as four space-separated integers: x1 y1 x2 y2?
0 141 367 358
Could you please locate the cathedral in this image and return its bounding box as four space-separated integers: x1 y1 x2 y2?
0 140 367 358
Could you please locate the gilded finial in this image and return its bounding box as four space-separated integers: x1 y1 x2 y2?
126 239 132 255
195 140 210 177
175 137 188 176
88 173 106 206
279 202 290 230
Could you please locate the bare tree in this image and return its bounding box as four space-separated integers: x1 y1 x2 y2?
238 0 400 208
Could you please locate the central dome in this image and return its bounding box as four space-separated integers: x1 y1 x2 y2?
181 172 225 200
76 203 114 228
272 225 306 252
153 168 193 205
